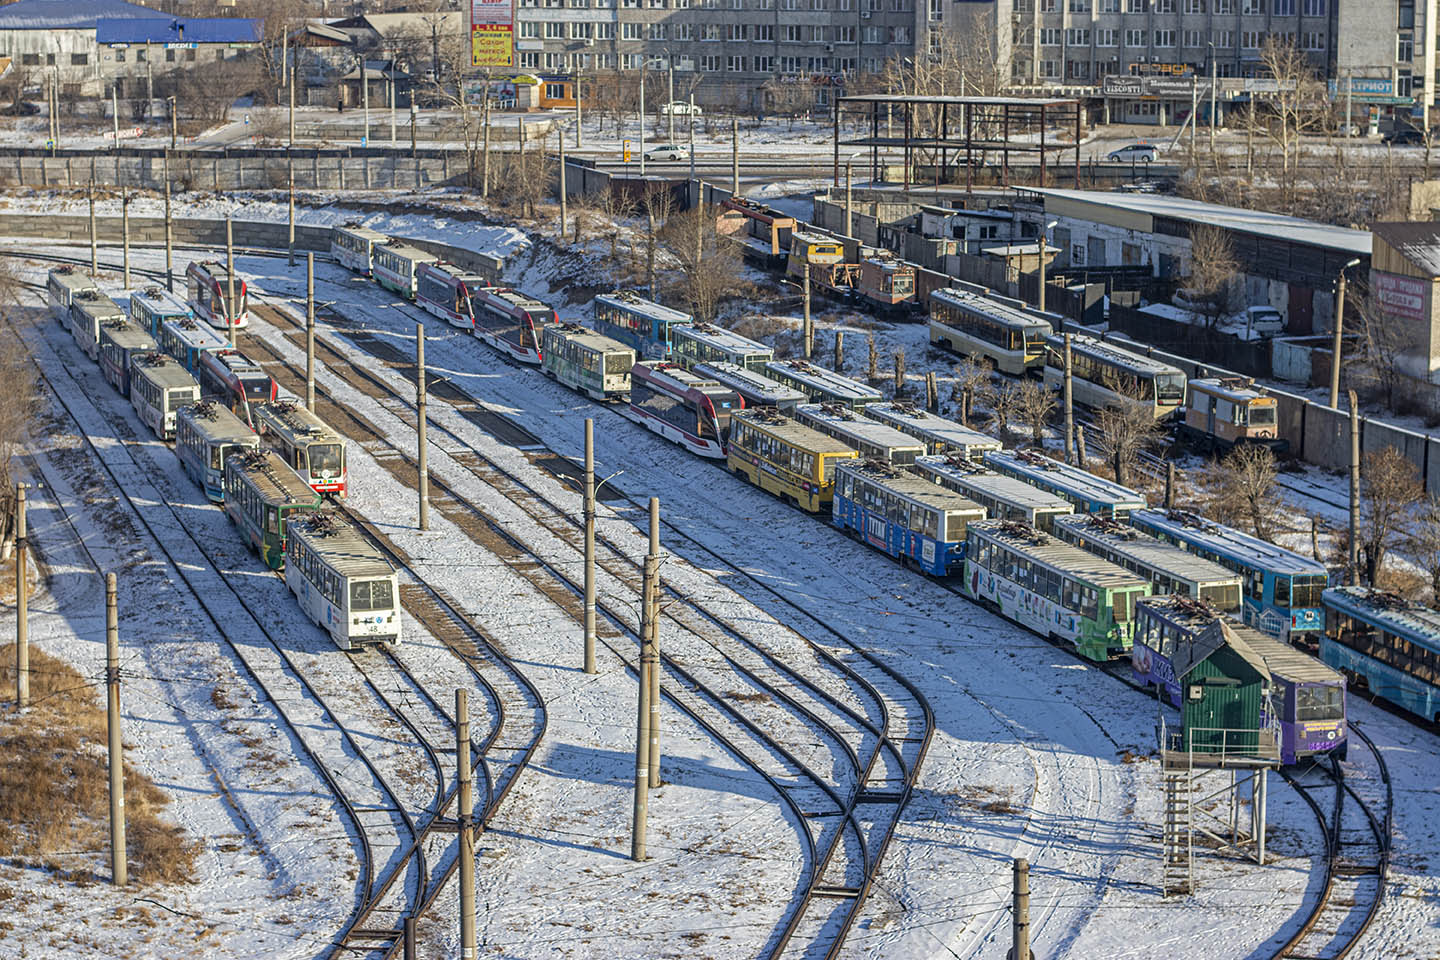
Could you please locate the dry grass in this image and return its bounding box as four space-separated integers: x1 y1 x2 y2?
0 643 198 885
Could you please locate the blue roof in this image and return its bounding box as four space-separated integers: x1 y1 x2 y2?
96 17 264 45
1130 509 1326 578
0 0 157 30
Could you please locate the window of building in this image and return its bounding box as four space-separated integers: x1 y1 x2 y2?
700 55 720 70
784 24 801 42
1214 0 1233 10
1041 0 1058 10
755 55 773 72
1097 29 1117 46
20 53 37 66
1398 72 1414 97
837 25 855 43
547 21 567 38
1125 28 1145 46
1399 36 1414 62
597 53 616 68
1240 0 1263 13
648 22 666 38
729 24 747 40
113 49 126 62
756 24 774 40
1098 0 1119 9
1041 28 1061 46
1241 30 1261 49
1154 29 1175 47
620 22 641 38
71 53 88 66
1068 28 1091 45
1302 31 1324 50
1183 29 1203 47
1126 0 1145 10
812 25 827 42
929 0 942 20
520 51 540 68
1155 0 1175 10
701 23 720 40
1069 0 1089 10
1040 59 1059 78
1215 29 1234 47
1301 0 1324 13
521 21 539 37
675 23 692 39
596 22 615 38
728 55 746 70
1069 59 1091 78
1272 0 1293 13
1184 0 1205 10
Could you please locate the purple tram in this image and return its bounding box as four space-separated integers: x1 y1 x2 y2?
1133 595 1347 765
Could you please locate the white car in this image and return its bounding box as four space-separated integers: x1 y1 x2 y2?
1107 143 1159 163
660 101 702 117
1240 305 1285 337
644 144 690 161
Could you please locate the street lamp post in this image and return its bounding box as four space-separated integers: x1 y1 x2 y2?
1207 42 1218 151
1329 257 1363 409
638 57 667 177
1038 219 1057 314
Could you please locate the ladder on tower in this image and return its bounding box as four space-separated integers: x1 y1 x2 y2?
1162 757 1194 897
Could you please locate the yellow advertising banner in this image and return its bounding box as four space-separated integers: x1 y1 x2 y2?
471 25 513 68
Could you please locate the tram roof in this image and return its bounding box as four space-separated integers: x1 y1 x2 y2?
791 231 843 246
190 261 239 283
335 224 389 239
1139 596 1342 684
547 324 634 354
733 408 857 454
254 401 344 445
73 291 126 317
229 450 323 505
130 286 191 316
48 267 97 290
969 519 1150 589
100 318 158 350
594 292 693 324
796 404 926 451
837 461 986 515
1189 377 1273 404
915 456 1074 512
375 240 437 261
765 360 885 401
930 287 1054 330
694 362 807 404
1324 586 1440 648
132 353 198 389
1132 509 1326 577
672 322 773 355
288 513 394 579
178 401 258 445
864 402 1001 450
1046 333 1186 378
1052 515 1241 585
983 450 1147 508
423 261 489 283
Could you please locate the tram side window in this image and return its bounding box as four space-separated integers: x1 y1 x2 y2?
1296 685 1344 721
1273 575 1290 609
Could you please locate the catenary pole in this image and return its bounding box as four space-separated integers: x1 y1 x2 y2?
1348 390 1360 584
1012 858 1030 960
834 330 844 373
639 67 647 177
289 62 296 148
14 483 26 709
163 149 173 292
361 54 370 144
559 129 568 238
121 186 130 289
731 116 739 195
417 324 430 531
1330 266 1351 409
646 498 661 789
456 689 476 960
305 254 316 409
106 573 126 886
803 263 812 359
111 84 119 150
89 187 98 275
225 218 236 346
1063 333 1074 465
583 419 597 674
631 586 651 861
288 152 296 267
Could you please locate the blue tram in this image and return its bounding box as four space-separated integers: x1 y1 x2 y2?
1129 508 1327 642
592 291 692 360
983 449 1148 519
129 286 194 337
159 316 230 374
1134 595 1347 764
1323 586 1440 724
832 460 985 576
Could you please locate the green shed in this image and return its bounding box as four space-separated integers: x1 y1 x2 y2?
1171 622 1275 759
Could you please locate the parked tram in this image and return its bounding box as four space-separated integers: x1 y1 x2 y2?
186 261 248 331
592 292 691 360
253 400 348 497
129 352 200 440
929 287 1053 376
372 240 438 300
763 359 883 410
97 318 157 397
1130 508 1327 641
199 349 278 417
46 266 97 324
284 512 401 650
693 361 807 413
1042 334 1187 419
862 400 1002 459
794 402 926 465
983 449 1147 518
856 256 916 315
415 261 490 329
622 362 741 459
1134 595 1347 764
469 286 556 364
1052 514 1244 616
1180 377 1286 453
718 197 796 269
540 324 634 400
914 455 1074 533
1322 586 1440 724
832 460 985 576
159 316 230 373
962 518 1152 661
175 401 260 502
669 323 773 373
128 286 193 337
785 231 845 283
221 450 324 570
330 224 389 275
726 407 858 513
68 290 125 361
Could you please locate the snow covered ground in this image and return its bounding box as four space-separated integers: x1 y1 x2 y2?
7 214 1440 960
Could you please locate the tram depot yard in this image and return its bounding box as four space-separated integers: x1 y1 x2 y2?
4 208 1440 960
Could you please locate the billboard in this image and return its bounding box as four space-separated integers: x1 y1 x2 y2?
471 0 514 69
1375 271 1428 323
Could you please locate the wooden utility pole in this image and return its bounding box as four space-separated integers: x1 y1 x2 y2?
225 218 237 347
417 324 430 532
1076 425 1087 467
1348 390 1360 584
645 498 661 790
1165 462 1176 510
583 418 597 674
1012 858 1030 960
106 573 126 887
456 689 476 960
163 150 174 292
867 334 877 381
14 483 26 710
305 254 316 409
833 330 844 373
89 187 98 275
121 187 130 289
1063 333 1075 465
802 263 812 360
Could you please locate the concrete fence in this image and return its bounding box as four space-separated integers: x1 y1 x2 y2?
0 152 468 192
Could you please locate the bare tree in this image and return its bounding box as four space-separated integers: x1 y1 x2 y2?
1094 377 1166 487
983 380 1022 446
1360 446 1422 587
1408 495 1440 602
0 262 36 539
1015 379 1057 447
1257 36 1327 203
1353 281 1416 410
658 202 748 323
1185 225 1240 329
1203 444 1281 541
893 348 906 396
950 355 992 427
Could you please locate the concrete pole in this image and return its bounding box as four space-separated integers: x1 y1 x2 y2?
645 498 661 789
361 55 370 144
1348 390 1360 585
389 76 397 148
1063 333 1074 465
306 254 316 410
1012 858 1030 960
639 68 647 177
631 591 651 862
668 67 675 144
845 161 853 238
163 149 173 292
803 263 812 360
170 97 177 151
289 62 296 148
106 573 126 887
1038 235 1048 313
121 187 130 289
456 689 476 960
731 116 739 195
89 188 98 275
1165 462 1176 510
834 330 844 373
288 153 296 267
481 73 492 199
583 419 597 674
559 131 568 239
1210 71 1218 152
111 84 119 150
1189 81 1198 158
410 102 417 159
1330 269 1349 410
688 95 696 183
575 73 582 148
14 483 26 710
1076 424 1087 467
225 218 237 347
417 324 430 532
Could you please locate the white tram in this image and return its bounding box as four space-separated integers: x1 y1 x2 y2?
693 361 807 413
186 261 248 331
929 287 1053 376
415 261 490 329
913 455 1075 533
252 400 348 498
129 352 200 440
468 286 556 364
372 240 438 300
541 324 635 400
284 512 401 651
97 318 157 398
862 400 1002 460
128 286 193 337
669 323 774 373
46 266 98 324
763 359 883 410
794 402 927 465
622 362 742 459
330 224 390 275
1041 334 1187 419
68 290 126 361
175 401 260 503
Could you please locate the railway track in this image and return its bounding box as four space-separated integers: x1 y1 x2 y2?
1275 723 1392 960
245 298 934 959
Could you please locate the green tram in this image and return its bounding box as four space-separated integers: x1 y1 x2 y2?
541 323 635 401
962 518 1151 661
222 449 324 570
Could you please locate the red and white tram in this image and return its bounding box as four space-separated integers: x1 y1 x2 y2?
415 261 490 329
185 260 248 331
469 286 556 365
621 361 742 459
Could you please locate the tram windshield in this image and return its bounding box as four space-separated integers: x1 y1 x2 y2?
1155 373 1186 402
167 388 193 409
1249 404 1277 426
308 443 344 477
1290 574 1327 609
350 579 395 612
606 354 633 375
1295 684 1344 721
1199 583 1242 615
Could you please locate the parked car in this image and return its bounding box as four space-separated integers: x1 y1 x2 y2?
1383 125 1426 145
644 144 691 161
660 101 702 117
1107 143 1159 162
1240 305 1285 337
